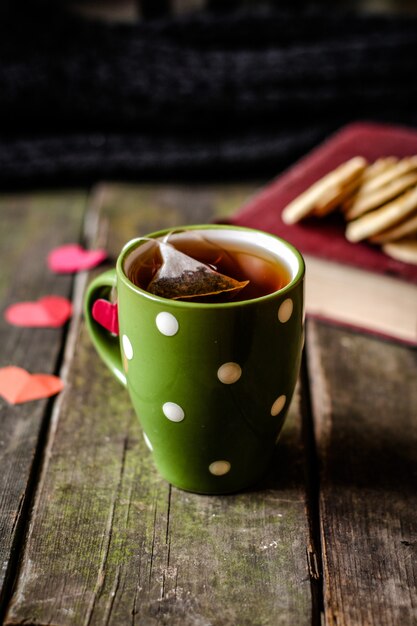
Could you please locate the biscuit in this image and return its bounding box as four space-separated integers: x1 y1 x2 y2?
370 211 417 243
357 156 417 194
345 186 417 243
362 157 398 183
341 157 398 213
281 156 367 224
382 237 417 265
345 171 417 220
313 174 364 217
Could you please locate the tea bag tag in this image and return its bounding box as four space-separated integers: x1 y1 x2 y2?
147 241 249 300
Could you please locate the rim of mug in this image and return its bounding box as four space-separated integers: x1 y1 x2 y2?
117 224 305 309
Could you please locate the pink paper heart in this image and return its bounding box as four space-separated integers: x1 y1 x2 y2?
48 244 107 273
0 366 64 404
5 296 72 327
92 299 119 335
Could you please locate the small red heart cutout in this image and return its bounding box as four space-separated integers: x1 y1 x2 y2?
48 244 107 273
92 299 119 335
5 296 72 327
0 366 64 404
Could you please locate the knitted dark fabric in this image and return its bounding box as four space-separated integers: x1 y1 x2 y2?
1 5 417 186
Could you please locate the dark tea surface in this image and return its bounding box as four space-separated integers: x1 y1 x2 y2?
125 232 291 303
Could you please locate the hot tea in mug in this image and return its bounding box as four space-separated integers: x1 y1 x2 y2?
124 230 292 303
85 225 304 494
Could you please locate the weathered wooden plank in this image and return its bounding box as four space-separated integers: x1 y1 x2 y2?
6 183 314 625
306 320 417 625
0 191 87 610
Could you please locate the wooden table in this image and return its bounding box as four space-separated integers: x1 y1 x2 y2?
0 183 416 625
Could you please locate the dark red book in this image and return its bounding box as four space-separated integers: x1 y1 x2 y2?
226 122 417 344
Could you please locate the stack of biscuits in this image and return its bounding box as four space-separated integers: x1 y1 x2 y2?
282 156 417 265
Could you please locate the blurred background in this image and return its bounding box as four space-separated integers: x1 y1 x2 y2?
1 0 417 188
70 1 417 22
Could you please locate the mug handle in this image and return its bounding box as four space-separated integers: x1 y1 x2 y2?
84 269 127 387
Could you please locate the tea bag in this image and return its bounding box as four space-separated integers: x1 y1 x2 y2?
147 240 249 301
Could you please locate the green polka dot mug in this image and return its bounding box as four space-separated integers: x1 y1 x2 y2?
85 225 305 494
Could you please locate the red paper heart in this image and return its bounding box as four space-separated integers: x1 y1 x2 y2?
0 366 64 404
92 299 119 335
5 296 72 327
48 244 107 273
